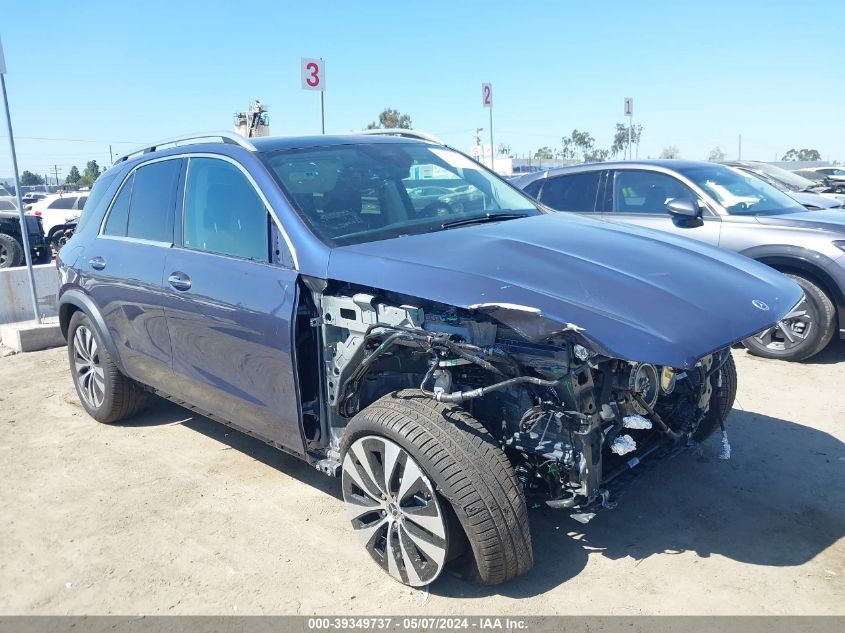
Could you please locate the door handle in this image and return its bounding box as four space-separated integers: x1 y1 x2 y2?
168 271 192 291
89 256 106 270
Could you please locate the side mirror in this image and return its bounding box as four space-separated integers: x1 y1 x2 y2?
666 198 702 218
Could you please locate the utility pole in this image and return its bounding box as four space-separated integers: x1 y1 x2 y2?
109 144 113 165
53 164 60 188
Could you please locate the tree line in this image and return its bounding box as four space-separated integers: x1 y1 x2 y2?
19 160 102 187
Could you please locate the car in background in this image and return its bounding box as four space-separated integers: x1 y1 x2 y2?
793 167 845 192
22 191 48 205
0 209 51 268
57 131 800 587
26 192 89 249
723 161 845 210
513 160 845 361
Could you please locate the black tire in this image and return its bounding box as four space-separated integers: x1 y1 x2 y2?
742 273 835 361
0 233 23 268
67 311 148 424
693 353 737 442
340 389 533 585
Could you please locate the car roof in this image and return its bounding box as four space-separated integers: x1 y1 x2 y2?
516 159 724 184
250 134 432 152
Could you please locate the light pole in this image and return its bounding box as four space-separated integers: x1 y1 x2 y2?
0 35 41 324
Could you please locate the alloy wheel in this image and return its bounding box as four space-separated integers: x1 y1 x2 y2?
0 243 7 266
72 325 105 409
341 435 448 587
751 296 814 352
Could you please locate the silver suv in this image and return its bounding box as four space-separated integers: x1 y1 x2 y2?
513 160 845 361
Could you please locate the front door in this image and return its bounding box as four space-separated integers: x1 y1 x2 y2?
606 169 722 246
160 156 303 454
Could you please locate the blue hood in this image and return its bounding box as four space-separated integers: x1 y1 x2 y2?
327 213 802 369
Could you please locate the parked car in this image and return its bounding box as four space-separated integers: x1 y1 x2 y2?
793 167 845 192
0 208 51 268
513 160 845 361
26 192 88 235
58 132 799 587
22 191 48 205
723 161 845 210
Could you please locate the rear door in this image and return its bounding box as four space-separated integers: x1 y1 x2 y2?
85 158 181 388
534 170 604 217
160 155 303 454
605 169 722 246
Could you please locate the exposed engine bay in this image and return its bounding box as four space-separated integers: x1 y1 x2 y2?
302 280 731 511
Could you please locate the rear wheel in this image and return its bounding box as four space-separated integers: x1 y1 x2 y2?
742 274 835 361
67 311 148 423
0 233 23 268
340 390 533 587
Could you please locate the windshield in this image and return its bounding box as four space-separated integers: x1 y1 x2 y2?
745 162 816 191
677 164 806 216
262 142 541 246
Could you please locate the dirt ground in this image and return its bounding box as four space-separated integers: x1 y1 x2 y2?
0 341 843 615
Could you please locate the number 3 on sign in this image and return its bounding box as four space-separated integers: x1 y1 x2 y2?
301 58 325 91
482 83 492 107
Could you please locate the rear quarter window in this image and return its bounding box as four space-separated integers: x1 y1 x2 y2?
72 169 121 234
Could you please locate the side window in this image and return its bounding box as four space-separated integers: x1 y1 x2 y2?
48 196 77 210
613 170 696 214
539 172 601 212
76 196 89 210
126 160 180 242
102 174 134 236
182 158 268 262
521 179 543 198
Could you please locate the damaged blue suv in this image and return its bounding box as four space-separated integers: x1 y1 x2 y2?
57 130 801 587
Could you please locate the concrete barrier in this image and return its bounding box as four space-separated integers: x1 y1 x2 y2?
0 263 60 326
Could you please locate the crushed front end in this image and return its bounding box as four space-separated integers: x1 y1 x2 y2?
310 284 735 512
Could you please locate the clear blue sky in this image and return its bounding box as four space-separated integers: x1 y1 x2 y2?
1 0 842 180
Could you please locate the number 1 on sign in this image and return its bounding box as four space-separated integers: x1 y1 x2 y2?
482 83 492 107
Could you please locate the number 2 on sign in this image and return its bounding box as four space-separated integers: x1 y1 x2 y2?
482 83 492 107
306 62 320 88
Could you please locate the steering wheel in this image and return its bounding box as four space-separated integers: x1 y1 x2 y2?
418 201 455 218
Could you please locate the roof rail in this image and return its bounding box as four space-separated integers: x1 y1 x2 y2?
114 131 257 163
356 128 445 145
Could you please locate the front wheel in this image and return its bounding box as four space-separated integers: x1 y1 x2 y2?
340 390 533 587
693 353 737 442
742 273 835 361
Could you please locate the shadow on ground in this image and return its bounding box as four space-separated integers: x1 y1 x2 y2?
435 409 845 598
118 400 845 599
118 398 343 500
799 339 845 365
